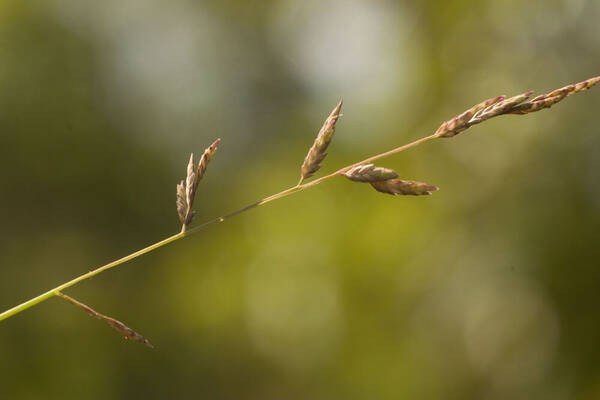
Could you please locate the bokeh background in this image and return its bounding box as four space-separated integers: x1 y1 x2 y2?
1 0 599 399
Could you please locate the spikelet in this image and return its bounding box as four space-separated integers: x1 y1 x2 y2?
436 96 505 138
370 179 438 196
176 181 187 224
437 76 600 139
468 91 533 124
185 153 196 212
436 91 532 138
343 164 399 182
195 138 220 189
300 100 343 182
176 138 220 228
57 292 153 348
509 76 600 115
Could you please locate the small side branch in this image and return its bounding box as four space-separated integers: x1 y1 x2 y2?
56 291 154 348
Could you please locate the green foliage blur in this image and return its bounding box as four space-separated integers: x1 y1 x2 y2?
1 0 600 399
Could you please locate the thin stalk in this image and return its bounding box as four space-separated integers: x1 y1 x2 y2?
335 132 442 174
0 232 184 321
0 129 445 322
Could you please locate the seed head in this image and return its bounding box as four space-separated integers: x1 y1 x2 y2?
177 138 220 228
510 76 600 115
469 91 533 123
185 153 196 211
300 100 343 181
343 164 399 182
196 138 220 186
176 181 187 224
370 179 439 196
437 96 505 138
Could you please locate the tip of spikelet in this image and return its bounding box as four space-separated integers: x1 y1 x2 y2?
177 138 221 229
299 100 344 181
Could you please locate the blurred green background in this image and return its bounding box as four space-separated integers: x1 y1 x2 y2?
1 0 599 399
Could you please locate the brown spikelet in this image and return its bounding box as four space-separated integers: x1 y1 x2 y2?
196 138 220 185
468 91 533 124
56 292 154 348
437 76 600 139
370 179 439 196
509 76 600 115
177 138 220 228
343 164 399 182
176 181 187 224
436 93 531 138
437 96 505 138
300 100 343 182
185 153 196 216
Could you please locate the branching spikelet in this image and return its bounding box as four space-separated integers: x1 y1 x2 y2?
57 292 153 348
370 179 438 196
437 76 600 138
343 164 399 182
343 163 436 197
300 100 343 182
468 91 533 124
510 76 600 114
177 138 220 228
437 96 505 138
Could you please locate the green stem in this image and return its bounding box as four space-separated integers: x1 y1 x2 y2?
0 232 184 321
0 131 441 323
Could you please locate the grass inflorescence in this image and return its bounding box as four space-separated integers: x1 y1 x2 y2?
1 76 598 347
